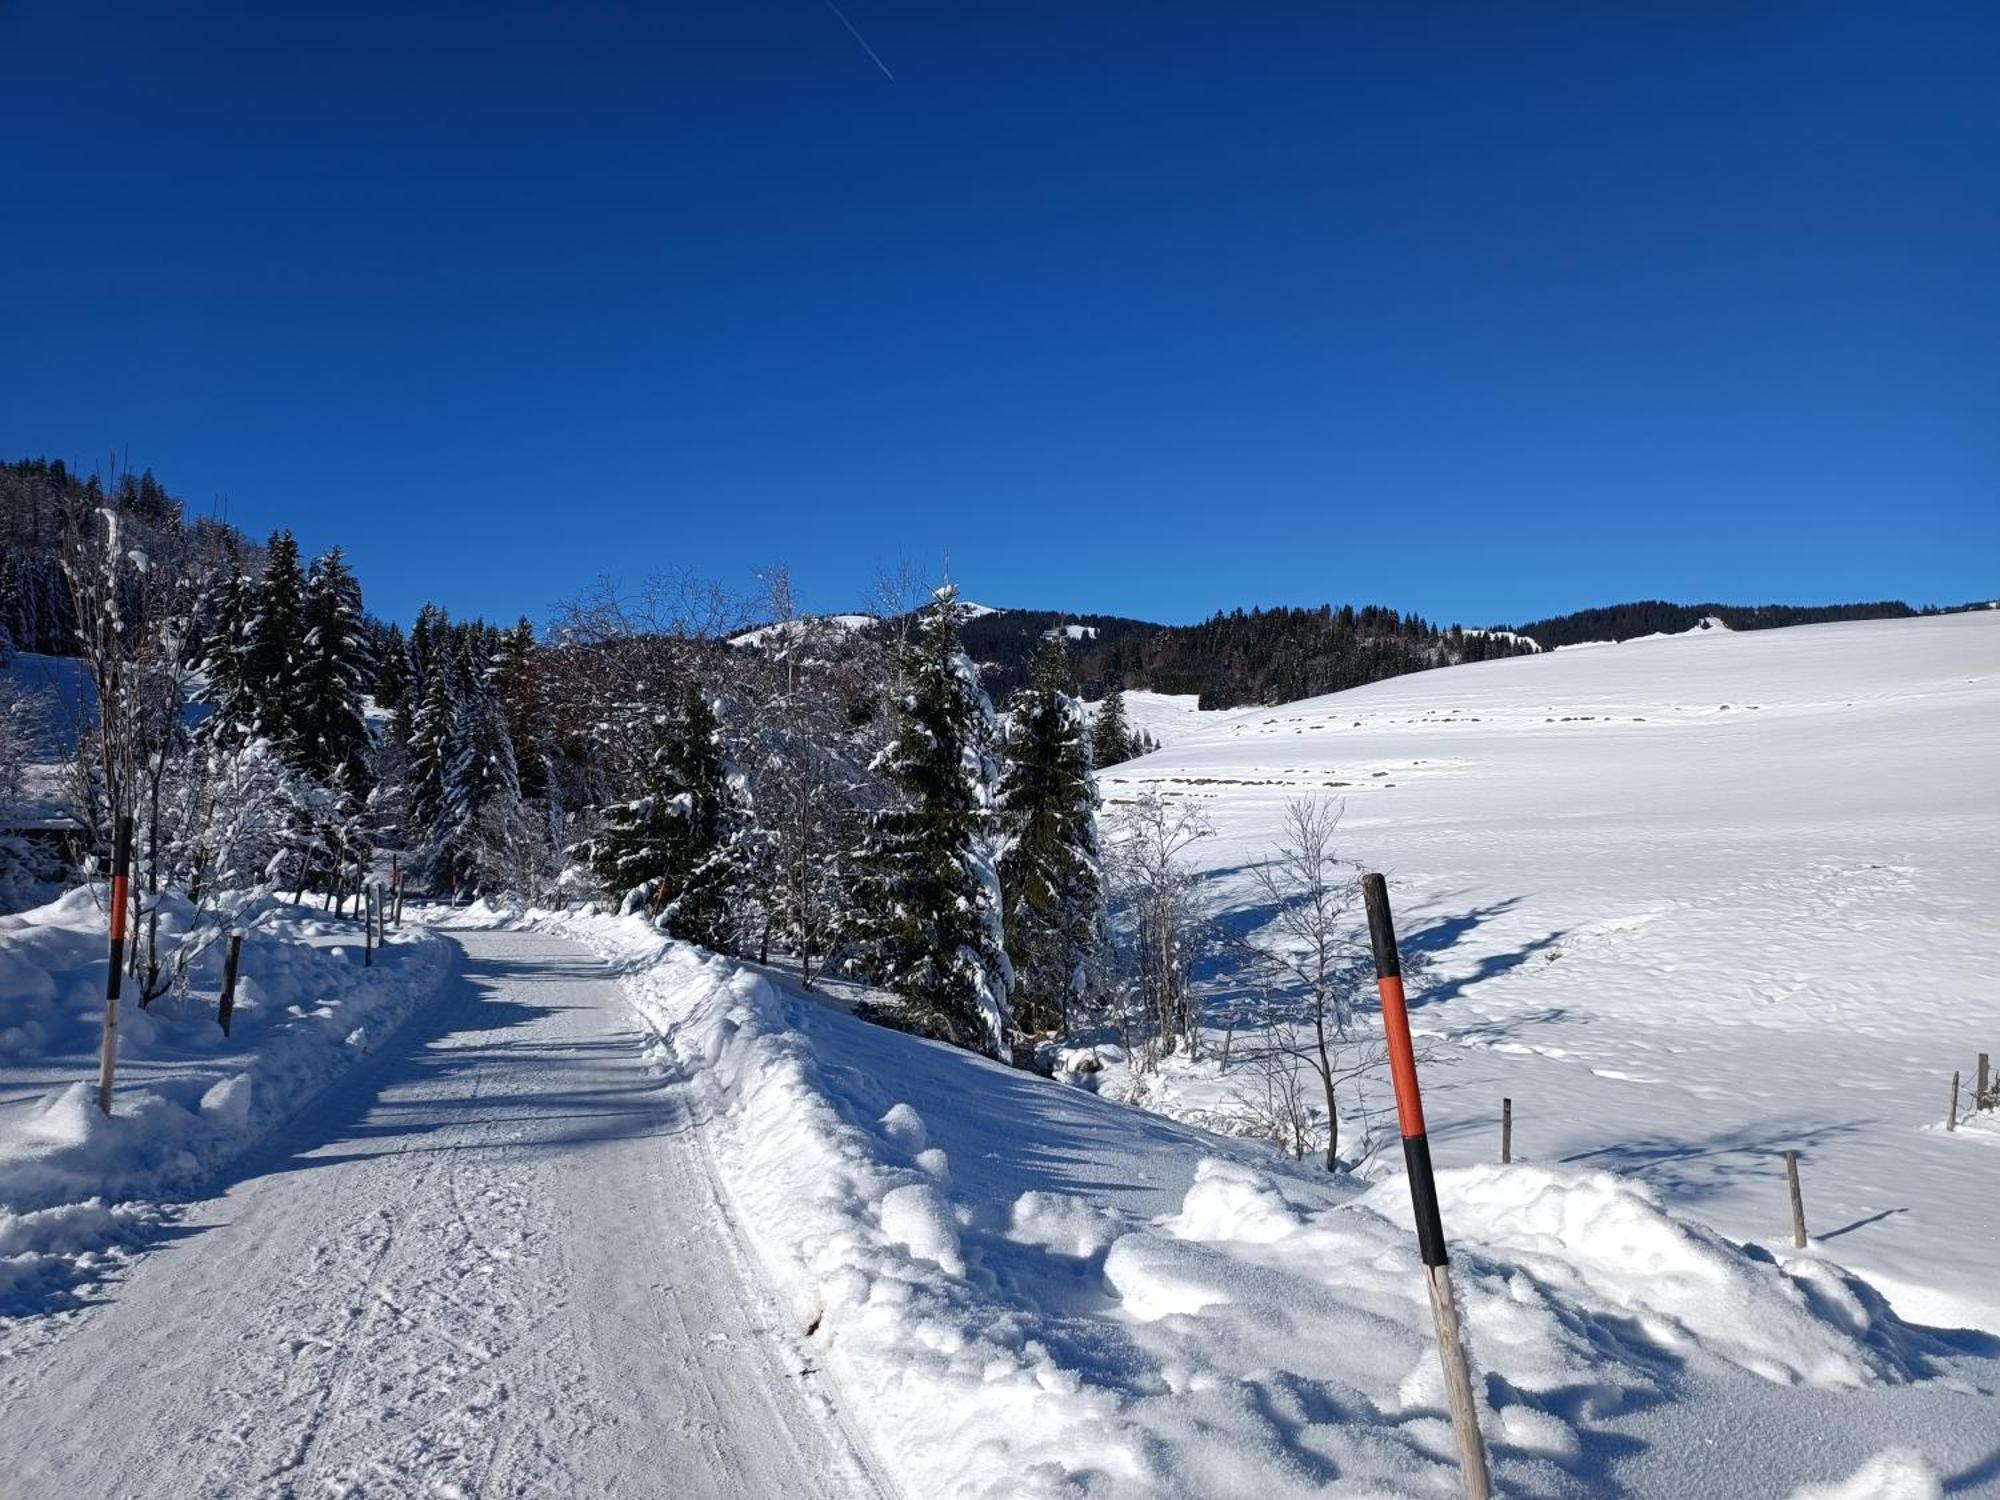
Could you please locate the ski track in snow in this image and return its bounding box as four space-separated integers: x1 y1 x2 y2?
0 927 885 1500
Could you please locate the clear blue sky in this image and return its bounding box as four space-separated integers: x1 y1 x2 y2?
4 2 1994 629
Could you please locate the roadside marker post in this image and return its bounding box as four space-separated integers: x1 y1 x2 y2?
1501 1097 1513 1165
1784 1150 1808 1248
218 930 245 1036
96 815 135 1116
1362 872 1492 1500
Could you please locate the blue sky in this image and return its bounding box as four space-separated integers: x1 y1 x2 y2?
3 2 1994 629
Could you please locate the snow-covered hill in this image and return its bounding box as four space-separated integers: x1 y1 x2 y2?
1097 611 2000 1334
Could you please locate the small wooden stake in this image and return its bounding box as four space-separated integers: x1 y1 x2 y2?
1947 1070 1959 1132
217 930 244 1036
96 815 135 1116
1501 1097 1513 1165
1784 1150 1807 1248
1979 1053 1991 1111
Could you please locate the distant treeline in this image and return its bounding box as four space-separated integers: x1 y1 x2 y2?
0 457 265 656
1506 599 1962 651
960 605 1535 710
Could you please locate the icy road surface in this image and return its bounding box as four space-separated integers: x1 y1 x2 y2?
0 927 885 1500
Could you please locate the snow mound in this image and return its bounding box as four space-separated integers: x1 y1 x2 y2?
530 908 1986 1499
0 887 451 1320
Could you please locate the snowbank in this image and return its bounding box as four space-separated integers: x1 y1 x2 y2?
525 907 1989 1499
0 886 451 1320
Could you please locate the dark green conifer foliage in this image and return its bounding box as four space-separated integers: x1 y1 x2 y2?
246 529 308 751
297 547 373 793
999 636 1103 1036
584 683 745 952
854 589 1010 1056
1091 685 1135 768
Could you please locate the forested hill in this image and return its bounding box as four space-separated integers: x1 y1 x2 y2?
1507 599 1940 650
959 606 1534 709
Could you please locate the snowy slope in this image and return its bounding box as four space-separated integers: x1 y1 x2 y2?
1096 612 2000 1333
1087 689 1238 749
540 908 2000 1500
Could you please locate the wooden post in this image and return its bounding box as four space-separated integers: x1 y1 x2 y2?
217 930 244 1036
1979 1053 1991 1110
1783 1150 1808 1249
1363 873 1492 1500
1501 1097 1512 1165
390 857 401 928
1947 1071 1959 1132
363 884 374 968
96 815 135 1116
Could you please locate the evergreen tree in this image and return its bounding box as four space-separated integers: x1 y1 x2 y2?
374 621 411 719
582 682 747 951
854 588 1010 1056
297 547 373 792
406 657 457 876
245 529 307 751
1091 686 1136 768
434 649 520 892
196 571 259 747
492 616 547 801
999 636 1103 1036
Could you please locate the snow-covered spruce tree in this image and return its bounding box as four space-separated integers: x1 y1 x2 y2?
196 570 260 749
1091 685 1136 768
853 587 1011 1057
999 634 1104 1037
431 644 520 894
243 529 308 753
404 653 459 883
581 682 748 952
296 547 374 794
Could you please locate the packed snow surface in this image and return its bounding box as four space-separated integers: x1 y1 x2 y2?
0 891 451 1326
1097 613 2000 1335
0 924 885 1498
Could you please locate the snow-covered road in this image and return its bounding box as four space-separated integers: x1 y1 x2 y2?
0 926 887 1500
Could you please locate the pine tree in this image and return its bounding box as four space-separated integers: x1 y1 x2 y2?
854 588 1011 1056
434 648 520 893
1092 685 1136 768
196 571 259 748
999 636 1103 1036
240 529 308 754
374 621 411 719
298 547 373 793
582 682 747 951
406 657 457 878
492 616 547 801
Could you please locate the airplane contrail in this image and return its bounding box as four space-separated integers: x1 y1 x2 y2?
823 0 895 81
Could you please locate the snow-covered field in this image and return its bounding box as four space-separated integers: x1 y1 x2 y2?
1088 688 1234 748
1095 612 2000 1338
0 891 449 1335
538 904 2000 1499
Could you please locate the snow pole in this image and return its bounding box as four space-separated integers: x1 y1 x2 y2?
96 814 135 1116
217 929 244 1037
1362 872 1491 1500
363 884 374 968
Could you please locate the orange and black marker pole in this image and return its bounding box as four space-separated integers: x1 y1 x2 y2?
1362 872 1492 1500
96 815 134 1116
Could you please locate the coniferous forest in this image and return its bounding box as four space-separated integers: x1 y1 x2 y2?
0 455 1980 1055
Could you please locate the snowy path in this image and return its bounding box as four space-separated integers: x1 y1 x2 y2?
0 927 887 1500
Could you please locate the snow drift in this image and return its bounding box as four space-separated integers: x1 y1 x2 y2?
530 907 1996 1499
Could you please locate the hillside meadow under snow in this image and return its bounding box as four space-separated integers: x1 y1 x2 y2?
1093 611 2000 1335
